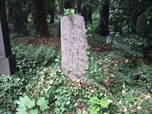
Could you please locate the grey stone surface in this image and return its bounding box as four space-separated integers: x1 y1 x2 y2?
0 55 16 75
0 0 16 76
136 15 144 34
61 14 88 81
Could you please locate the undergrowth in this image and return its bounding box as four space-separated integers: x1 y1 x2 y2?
0 38 152 114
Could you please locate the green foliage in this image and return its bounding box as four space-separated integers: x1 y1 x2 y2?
142 6 152 56
107 35 145 59
22 58 117 114
85 51 104 84
142 6 152 39
25 66 77 113
1 33 152 114
34 45 57 65
88 96 112 114
110 0 152 34
16 96 35 109
0 75 22 110
86 23 101 41
54 86 76 113
12 44 58 67
16 96 49 114
37 97 49 111
0 43 59 112
64 9 75 15
136 66 152 89
45 0 56 10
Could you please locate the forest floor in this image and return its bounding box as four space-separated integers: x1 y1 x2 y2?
6 35 151 114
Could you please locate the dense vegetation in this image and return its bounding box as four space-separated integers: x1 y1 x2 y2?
0 0 152 114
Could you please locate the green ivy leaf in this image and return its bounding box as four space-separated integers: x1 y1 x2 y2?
17 96 35 109
29 109 39 114
27 99 35 109
88 106 100 114
66 101 70 105
16 107 27 114
99 97 112 109
37 97 49 111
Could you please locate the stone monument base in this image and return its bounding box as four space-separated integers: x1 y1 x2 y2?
0 55 16 75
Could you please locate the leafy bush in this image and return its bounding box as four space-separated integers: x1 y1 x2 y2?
88 96 112 114
110 0 152 34
107 35 145 59
0 43 59 113
1 39 152 114
12 44 58 67
16 96 49 114
137 66 152 89
142 6 152 38
142 6 152 57
16 61 117 114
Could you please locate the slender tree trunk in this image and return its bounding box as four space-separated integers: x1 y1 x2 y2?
33 0 50 37
99 0 110 36
64 0 72 9
58 0 64 15
72 0 76 9
12 1 26 34
50 8 55 24
77 0 82 13
7 5 13 23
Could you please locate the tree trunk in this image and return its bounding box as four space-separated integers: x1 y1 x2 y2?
77 0 82 13
33 0 50 37
58 0 64 15
12 1 26 34
99 0 109 36
7 4 13 23
50 8 55 24
64 0 72 9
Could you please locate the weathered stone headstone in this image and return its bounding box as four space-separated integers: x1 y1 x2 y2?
0 0 16 75
131 11 139 27
136 15 144 34
100 0 109 36
61 14 88 81
81 6 92 23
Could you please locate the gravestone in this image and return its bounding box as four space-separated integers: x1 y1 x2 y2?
61 14 88 81
81 6 92 23
100 0 109 36
0 0 16 75
59 0 73 36
136 15 144 34
131 11 139 27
